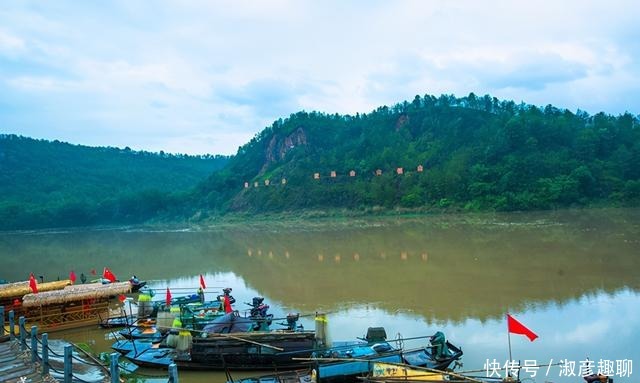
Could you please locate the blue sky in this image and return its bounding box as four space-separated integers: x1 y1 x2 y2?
1 1 639 155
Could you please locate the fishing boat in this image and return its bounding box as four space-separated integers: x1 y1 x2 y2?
231 329 463 383
119 312 316 370
118 293 272 339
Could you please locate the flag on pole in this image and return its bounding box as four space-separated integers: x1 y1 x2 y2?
69 271 77 284
103 267 117 283
166 287 172 307
29 273 38 294
507 314 538 341
223 295 233 313
199 274 206 290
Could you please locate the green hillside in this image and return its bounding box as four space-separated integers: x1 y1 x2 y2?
2 93 638 230
194 93 640 215
0 135 228 229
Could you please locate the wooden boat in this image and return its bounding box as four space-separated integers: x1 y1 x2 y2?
119 312 316 370
232 329 463 383
19 282 132 332
0 279 72 317
119 294 274 339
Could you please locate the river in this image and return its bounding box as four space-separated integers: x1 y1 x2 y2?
1 208 638 382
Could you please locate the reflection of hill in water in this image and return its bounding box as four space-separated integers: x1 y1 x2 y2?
1 208 638 323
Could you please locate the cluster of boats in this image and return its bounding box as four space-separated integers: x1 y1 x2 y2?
102 286 515 383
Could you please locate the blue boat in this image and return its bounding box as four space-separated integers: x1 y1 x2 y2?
115 312 316 370
231 329 463 382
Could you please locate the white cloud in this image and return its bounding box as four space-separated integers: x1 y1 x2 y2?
0 1 639 154
0 29 25 53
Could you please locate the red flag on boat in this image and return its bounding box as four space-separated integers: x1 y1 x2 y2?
90 268 97 275
102 267 117 283
118 294 126 303
29 273 38 294
223 295 233 313
166 287 172 307
507 314 538 341
199 274 206 290
69 271 76 284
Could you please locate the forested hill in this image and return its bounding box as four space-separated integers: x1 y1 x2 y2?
2 93 639 230
195 93 639 215
0 135 228 229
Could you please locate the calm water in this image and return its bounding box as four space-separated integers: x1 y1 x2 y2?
1 208 638 383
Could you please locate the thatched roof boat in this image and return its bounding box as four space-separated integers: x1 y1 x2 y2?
22 282 131 307
0 280 72 300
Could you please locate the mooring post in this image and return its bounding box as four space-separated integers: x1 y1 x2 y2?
64 344 73 383
168 363 179 383
31 325 38 362
0 306 4 337
19 316 26 351
42 333 49 376
8 310 15 340
110 352 119 383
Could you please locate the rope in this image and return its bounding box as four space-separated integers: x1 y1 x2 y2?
71 354 104 366
46 364 63 374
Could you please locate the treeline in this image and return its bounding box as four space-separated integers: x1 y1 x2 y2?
0 135 229 230
195 93 640 215
2 93 639 230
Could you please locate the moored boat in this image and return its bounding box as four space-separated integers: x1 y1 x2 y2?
231 329 463 383
118 311 315 370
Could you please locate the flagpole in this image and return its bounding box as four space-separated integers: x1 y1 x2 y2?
507 313 513 364
508 328 513 363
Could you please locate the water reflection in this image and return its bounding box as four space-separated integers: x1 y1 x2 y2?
2 209 638 382
0 208 638 325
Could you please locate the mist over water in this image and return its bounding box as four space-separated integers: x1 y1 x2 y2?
1 208 638 382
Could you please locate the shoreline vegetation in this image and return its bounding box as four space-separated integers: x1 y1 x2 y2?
2 205 636 235
1 93 638 231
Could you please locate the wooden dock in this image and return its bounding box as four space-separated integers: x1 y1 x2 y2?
0 336 56 383
1 306 178 383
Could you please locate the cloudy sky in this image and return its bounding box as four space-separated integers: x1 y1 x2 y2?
1 1 639 155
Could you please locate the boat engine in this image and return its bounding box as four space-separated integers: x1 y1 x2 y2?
247 297 273 330
285 313 300 331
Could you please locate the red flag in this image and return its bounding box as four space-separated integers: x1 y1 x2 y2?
69 271 77 284
90 268 97 275
223 296 232 313
118 294 126 303
507 314 538 341
166 287 172 307
103 267 117 283
29 273 38 294
199 274 206 290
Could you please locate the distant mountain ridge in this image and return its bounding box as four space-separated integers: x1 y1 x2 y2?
0 134 229 229
193 93 639 216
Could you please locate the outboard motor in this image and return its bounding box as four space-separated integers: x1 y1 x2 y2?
285 313 300 331
429 331 452 360
249 297 265 316
584 374 612 383
246 297 273 331
257 304 270 317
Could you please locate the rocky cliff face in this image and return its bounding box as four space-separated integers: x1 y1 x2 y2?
261 127 307 174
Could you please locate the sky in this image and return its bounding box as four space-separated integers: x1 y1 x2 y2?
1 1 639 155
